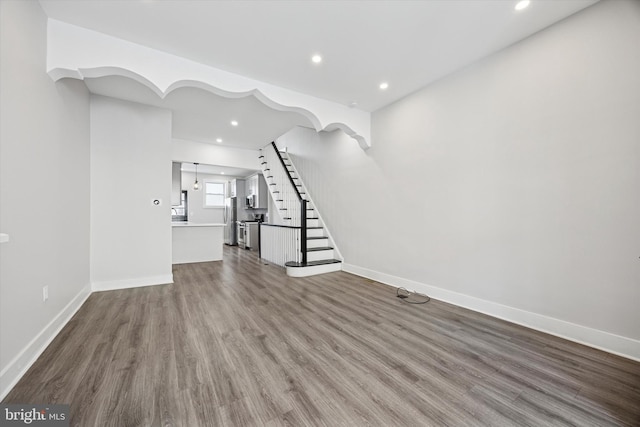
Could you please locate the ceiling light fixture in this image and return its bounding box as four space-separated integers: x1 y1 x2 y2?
230 120 238 126
193 162 200 191
515 0 530 11
216 138 223 143
311 54 322 64
379 82 389 90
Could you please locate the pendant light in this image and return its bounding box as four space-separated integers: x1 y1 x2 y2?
193 162 200 191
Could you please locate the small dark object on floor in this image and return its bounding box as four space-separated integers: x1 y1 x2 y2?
396 287 430 304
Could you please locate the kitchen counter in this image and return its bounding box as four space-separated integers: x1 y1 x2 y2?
172 222 224 264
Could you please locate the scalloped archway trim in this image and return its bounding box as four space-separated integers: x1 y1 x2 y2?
46 19 371 149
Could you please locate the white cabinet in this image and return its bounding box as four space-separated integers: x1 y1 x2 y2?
256 174 268 208
246 173 268 209
229 179 245 199
229 179 236 197
246 175 256 198
246 222 259 250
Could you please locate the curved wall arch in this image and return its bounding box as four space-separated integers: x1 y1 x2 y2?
46 19 371 150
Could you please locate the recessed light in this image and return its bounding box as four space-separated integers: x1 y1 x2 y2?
311 54 322 64
221 172 225 175
515 0 530 11
230 120 238 126
216 138 223 143
379 82 389 90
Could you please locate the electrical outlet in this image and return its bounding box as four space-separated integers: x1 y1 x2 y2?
43 286 49 302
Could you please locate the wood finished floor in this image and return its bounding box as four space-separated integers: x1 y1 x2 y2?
4 246 640 426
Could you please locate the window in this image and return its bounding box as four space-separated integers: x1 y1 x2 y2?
204 181 225 207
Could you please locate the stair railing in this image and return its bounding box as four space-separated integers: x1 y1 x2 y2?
269 142 307 264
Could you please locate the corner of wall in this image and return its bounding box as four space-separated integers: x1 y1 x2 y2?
0 285 92 401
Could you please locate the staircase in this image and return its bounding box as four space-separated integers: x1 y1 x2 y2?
259 142 342 277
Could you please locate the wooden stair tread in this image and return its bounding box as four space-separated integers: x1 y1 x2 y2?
307 247 333 252
285 259 342 268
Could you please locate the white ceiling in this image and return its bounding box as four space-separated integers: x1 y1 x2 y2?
39 0 599 150
39 0 599 112
85 75 313 150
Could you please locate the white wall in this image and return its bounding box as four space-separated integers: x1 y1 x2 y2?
90 96 173 290
181 171 243 223
278 0 640 359
172 138 261 171
0 0 91 397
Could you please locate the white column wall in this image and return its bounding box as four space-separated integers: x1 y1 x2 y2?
90 96 173 290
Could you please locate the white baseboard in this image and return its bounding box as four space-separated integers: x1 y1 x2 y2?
91 274 173 292
0 284 92 401
342 263 640 362
0 274 174 400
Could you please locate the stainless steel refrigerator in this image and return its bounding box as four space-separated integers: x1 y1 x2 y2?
224 197 238 245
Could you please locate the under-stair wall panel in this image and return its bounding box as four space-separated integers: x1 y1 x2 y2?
259 225 301 267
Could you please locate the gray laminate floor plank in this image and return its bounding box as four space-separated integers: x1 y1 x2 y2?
3 246 639 426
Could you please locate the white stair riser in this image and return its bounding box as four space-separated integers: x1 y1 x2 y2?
307 249 334 262
306 219 320 227
286 262 342 277
307 238 329 249
307 228 324 238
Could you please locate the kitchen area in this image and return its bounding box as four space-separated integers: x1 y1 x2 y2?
171 161 268 264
